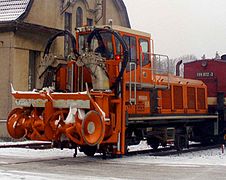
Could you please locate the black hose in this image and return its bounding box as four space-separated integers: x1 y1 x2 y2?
87 27 129 92
43 30 79 58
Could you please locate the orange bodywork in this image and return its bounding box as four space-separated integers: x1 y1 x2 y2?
7 26 208 155
8 90 122 151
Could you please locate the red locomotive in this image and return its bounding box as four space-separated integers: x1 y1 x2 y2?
6 26 222 157
184 57 226 106
184 56 226 139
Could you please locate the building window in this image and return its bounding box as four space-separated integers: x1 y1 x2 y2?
65 12 72 31
87 18 93 26
29 51 40 90
76 7 83 27
64 12 72 57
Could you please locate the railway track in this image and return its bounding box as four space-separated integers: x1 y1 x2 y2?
0 142 52 149
152 144 221 156
127 143 222 157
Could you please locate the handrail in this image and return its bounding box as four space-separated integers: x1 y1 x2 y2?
153 53 170 89
129 62 137 104
139 52 171 89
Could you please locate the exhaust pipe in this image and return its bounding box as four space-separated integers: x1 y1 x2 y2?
176 60 183 76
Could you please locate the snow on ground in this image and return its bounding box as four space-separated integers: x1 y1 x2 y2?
0 141 225 179
0 147 76 159
0 141 80 159
0 169 122 180
0 140 51 146
116 141 226 167
116 148 226 167
0 140 225 166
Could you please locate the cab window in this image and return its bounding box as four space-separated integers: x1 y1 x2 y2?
99 32 114 59
123 35 137 62
78 34 89 53
78 32 114 59
115 37 121 55
139 39 149 66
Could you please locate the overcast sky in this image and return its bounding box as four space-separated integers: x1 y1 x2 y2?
123 0 226 59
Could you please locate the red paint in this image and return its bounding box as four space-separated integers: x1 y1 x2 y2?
184 59 226 97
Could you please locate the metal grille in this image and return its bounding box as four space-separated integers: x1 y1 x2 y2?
173 86 183 109
197 88 206 109
187 87 195 109
162 89 171 109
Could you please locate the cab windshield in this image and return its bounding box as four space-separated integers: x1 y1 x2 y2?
78 32 114 59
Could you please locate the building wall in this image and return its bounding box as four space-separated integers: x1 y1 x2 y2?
105 1 124 25
0 32 14 120
25 0 129 30
12 30 56 90
0 33 14 137
24 0 63 30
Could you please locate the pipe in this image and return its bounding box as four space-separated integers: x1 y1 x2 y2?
176 60 183 76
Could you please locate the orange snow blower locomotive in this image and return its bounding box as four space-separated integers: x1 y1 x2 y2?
7 26 221 156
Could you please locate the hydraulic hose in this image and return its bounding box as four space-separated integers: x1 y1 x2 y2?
87 27 129 92
43 30 80 58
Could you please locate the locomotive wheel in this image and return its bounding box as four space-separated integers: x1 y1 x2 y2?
45 110 68 140
81 110 105 146
147 137 160 150
175 128 188 151
175 135 184 151
80 145 97 157
7 108 26 139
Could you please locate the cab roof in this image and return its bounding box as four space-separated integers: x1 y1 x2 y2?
78 25 151 38
109 25 151 38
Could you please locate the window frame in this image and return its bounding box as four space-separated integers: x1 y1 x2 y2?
76 7 83 27
122 35 137 63
139 38 150 66
64 12 72 57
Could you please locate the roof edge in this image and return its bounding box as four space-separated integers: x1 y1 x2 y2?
0 22 62 34
0 0 34 24
184 59 226 65
114 0 131 28
17 0 34 22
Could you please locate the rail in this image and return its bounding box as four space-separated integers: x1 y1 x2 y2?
129 62 137 104
127 53 171 106
138 52 171 89
0 142 52 149
127 143 222 157
152 53 170 88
